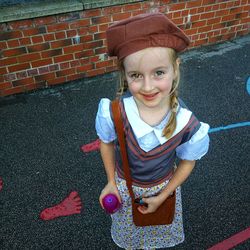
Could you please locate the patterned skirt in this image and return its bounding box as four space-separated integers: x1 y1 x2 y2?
111 173 184 249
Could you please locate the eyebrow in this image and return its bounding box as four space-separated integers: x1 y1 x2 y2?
126 66 169 74
126 71 139 74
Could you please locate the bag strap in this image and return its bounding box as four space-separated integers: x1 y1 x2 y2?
111 99 135 201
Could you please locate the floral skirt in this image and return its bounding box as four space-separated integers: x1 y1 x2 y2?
111 173 184 249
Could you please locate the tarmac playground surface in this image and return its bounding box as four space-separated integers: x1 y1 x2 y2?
0 35 249 249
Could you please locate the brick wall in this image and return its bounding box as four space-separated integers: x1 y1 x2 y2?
0 0 249 97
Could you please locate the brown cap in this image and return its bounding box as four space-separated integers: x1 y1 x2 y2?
106 13 190 60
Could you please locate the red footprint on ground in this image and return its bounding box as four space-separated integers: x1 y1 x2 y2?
0 177 3 191
81 139 100 153
40 191 82 221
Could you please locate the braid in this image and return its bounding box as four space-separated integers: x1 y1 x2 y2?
162 48 180 139
116 60 128 97
163 89 178 139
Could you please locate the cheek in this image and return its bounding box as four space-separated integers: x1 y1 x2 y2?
128 82 141 94
157 79 173 93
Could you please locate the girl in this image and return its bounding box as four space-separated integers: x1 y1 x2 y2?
95 13 210 249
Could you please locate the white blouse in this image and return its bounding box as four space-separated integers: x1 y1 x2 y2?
95 96 210 160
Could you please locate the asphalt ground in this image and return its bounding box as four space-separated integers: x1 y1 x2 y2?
0 35 249 250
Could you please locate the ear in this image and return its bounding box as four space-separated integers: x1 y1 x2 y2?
174 57 181 79
176 57 181 66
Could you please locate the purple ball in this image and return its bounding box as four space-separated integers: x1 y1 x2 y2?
102 194 121 214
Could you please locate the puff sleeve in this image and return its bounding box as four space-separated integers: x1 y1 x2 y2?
95 98 116 143
176 122 210 160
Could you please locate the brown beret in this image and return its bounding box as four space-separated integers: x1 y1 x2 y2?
106 13 190 60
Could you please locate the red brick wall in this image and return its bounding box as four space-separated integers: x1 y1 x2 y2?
0 0 249 96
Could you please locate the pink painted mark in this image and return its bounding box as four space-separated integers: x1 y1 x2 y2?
40 191 82 221
207 227 250 250
81 139 100 153
0 177 3 191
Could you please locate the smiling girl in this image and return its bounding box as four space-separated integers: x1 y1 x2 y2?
95 13 210 249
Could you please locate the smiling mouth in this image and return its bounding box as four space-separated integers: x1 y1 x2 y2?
141 92 159 100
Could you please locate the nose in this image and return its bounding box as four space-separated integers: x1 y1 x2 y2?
142 76 154 92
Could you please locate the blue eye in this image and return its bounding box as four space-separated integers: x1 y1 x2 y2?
155 70 165 77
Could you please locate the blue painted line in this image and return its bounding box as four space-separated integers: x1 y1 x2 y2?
247 76 250 95
209 121 250 133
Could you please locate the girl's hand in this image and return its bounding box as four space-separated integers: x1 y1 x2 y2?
137 195 164 214
99 182 122 209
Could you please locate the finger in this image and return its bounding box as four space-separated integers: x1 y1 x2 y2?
99 196 104 209
99 200 104 209
137 205 148 214
141 197 149 205
117 193 122 204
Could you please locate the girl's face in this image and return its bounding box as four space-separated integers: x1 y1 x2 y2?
123 47 178 110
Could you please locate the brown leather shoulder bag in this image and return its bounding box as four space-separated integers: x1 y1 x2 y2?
111 100 175 227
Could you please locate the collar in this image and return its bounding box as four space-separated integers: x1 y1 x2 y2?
123 96 192 144
123 96 170 144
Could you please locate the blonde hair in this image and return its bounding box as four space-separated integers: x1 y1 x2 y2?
116 60 128 97
117 48 180 139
